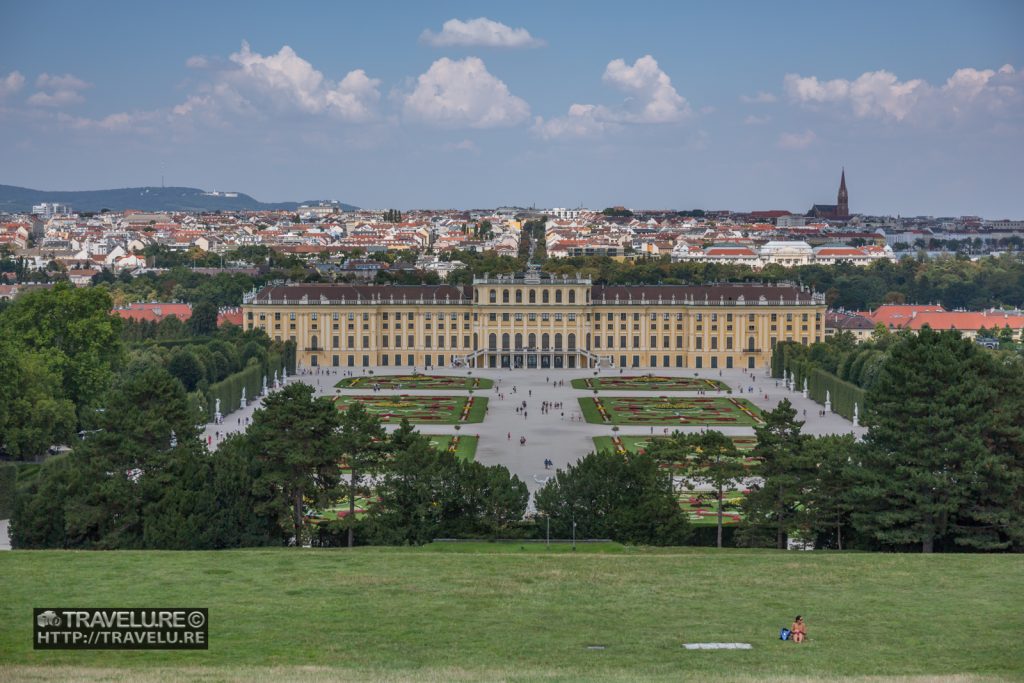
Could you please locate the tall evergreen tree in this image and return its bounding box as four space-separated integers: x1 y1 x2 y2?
248 382 344 546
737 399 813 549
338 402 387 547
851 327 1011 552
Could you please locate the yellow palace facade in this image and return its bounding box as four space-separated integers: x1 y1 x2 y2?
242 270 825 371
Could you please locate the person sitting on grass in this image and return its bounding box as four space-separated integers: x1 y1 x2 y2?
791 616 806 643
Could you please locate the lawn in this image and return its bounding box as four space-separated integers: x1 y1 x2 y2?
579 396 763 426
0 548 1021 682
593 435 757 456
426 434 479 462
337 374 493 390
573 375 729 391
334 395 488 424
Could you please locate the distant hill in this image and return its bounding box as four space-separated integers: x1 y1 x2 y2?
0 184 358 213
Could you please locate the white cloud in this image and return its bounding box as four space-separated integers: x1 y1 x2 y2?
28 72 91 107
743 114 770 125
420 17 543 48
534 55 690 139
784 64 1022 122
211 41 380 122
0 71 25 98
740 91 777 104
777 129 817 150
403 57 530 128
602 55 690 123
185 55 210 69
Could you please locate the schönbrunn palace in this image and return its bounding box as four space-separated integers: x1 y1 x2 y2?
242 268 826 371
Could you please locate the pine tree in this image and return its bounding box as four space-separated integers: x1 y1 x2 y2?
854 328 995 552
248 382 344 546
737 399 813 549
338 401 387 547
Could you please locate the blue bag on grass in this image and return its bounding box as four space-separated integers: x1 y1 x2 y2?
780 628 791 641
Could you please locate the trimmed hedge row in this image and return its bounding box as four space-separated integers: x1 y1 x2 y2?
772 341 867 421
0 463 16 518
205 353 285 421
202 341 294 421
807 367 866 422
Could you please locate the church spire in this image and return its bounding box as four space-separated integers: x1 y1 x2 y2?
837 167 849 217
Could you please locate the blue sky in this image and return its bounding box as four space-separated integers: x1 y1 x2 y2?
1 1 1022 216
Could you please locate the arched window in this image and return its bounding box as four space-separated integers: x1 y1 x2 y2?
554 333 563 350
529 290 536 304
586 333 591 350
515 289 522 303
473 333 478 350
474 289 479 303
502 333 510 350
528 333 536 349
542 290 549 304
310 335 319 350
568 290 576 304
515 333 523 350
748 336 756 352
555 290 563 304
542 333 550 350
502 289 510 303
488 333 497 350
586 289 591 303
568 333 576 350
489 289 496 304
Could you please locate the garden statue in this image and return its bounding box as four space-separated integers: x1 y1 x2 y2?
240 387 247 408
214 398 222 424
853 403 859 427
824 390 832 414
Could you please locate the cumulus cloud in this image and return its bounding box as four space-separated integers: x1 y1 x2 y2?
185 55 210 69
534 55 690 139
28 72 91 107
0 71 25 98
220 42 380 121
740 91 777 104
777 129 817 150
784 64 1022 122
420 17 543 48
403 57 530 128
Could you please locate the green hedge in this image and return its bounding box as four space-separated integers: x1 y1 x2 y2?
773 341 868 421
204 352 286 421
0 463 16 518
807 367 867 421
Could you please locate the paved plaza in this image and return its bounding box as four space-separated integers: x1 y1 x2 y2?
201 366 866 495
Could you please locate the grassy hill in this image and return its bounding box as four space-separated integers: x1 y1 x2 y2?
0 184 358 213
1 545 1021 682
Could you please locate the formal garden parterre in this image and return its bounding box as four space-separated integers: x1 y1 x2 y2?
334 394 488 423
579 396 763 425
337 374 493 390
572 375 730 391
593 435 757 457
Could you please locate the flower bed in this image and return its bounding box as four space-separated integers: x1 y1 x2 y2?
334 394 487 424
337 374 493 390
571 375 729 392
578 396 764 426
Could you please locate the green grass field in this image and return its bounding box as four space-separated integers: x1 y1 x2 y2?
426 434 479 462
572 375 729 391
337 374 493 390
1 548 1021 682
333 395 488 424
579 396 763 426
